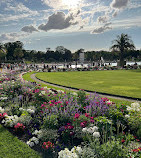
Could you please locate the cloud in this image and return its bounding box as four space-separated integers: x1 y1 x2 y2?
21 25 38 33
97 15 110 23
41 0 83 10
112 10 119 17
91 23 112 34
0 33 20 42
110 0 129 9
0 32 28 43
0 13 34 22
0 3 39 22
38 12 78 31
5 3 38 15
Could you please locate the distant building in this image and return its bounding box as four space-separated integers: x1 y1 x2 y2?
79 52 84 63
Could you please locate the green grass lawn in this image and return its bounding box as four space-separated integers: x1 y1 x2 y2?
0 125 41 158
22 71 69 91
35 70 141 99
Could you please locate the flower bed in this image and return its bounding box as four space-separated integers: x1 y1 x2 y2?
0 71 141 158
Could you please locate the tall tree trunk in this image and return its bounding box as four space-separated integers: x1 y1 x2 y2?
120 50 125 67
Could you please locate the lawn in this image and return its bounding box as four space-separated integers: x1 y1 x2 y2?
35 70 141 99
0 125 41 158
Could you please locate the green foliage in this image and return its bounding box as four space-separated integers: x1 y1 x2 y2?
39 128 58 142
111 33 135 67
95 116 114 142
77 90 87 107
43 114 58 129
127 112 141 138
81 137 129 158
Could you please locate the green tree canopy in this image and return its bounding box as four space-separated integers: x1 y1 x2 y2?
110 33 135 67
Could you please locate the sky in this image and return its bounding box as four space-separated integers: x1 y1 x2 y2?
0 0 141 52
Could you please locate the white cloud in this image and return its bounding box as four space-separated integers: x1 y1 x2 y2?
0 13 33 22
112 10 119 17
41 0 84 10
110 0 129 9
0 3 39 22
5 3 38 15
97 15 110 23
21 25 38 33
112 16 141 28
0 32 26 42
38 12 78 31
91 23 112 34
0 0 13 4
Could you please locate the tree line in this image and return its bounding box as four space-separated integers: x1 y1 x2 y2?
0 34 141 66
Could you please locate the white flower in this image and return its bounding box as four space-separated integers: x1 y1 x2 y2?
19 107 24 111
127 102 141 112
125 114 130 118
29 142 34 147
57 90 64 93
41 90 46 95
27 109 35 114
93 132 100 138
127 106 132 111
82 127 87 133
76 146 82 154
87 127 95 134
0 107 4 113
72 92 77 96
92 126 98 132
58 147 80 158
106 100 113 104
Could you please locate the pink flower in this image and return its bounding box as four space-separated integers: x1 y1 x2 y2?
3 113 8 117
80 121 87 128
0 113 3 119
85 113 90 118
14 123 25 130
68 125 74 129
57 101 62 104
41 104 46 108
107 102 111 105
74 113 80 119
42 141 54 150
121 139 125 143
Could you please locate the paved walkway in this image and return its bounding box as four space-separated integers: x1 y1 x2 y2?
31 73 141 103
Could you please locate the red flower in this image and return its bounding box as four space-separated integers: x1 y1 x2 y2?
42 141 54 150
85 113 90 118
132 148 141 152
0 113 3 119
121 139 125 143
74 113 80 119
136 139 140 142
68 125 74 129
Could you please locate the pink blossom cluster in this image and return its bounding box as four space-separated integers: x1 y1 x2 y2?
0 112 8 120
14 123 25 130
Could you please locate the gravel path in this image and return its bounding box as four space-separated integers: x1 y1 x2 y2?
31 73 141 103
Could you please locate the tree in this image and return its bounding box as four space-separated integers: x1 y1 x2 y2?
4 41 23 60
13 48 24 60
110 33 135 67
0 43 7 67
